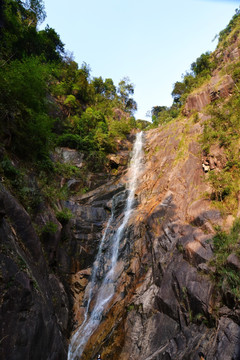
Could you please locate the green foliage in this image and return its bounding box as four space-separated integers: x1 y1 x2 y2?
126 304 135 312
109 118 131 138
41 221 58 235
0 0 139 182
0 156 43 213
135 119 150 130
151 106 167 118
23 0 46 24
1 157 19 179
211 219 240 302
171 74 195 105
201 85 240 212
0 57 54 159
218 7 240 44
56 208 72 225
148 105 180 128
191 52 213 77
92 76 116 99
57 133 86 150
0 1 64 62
50 59 138 168
208 171 232 202
171 52 216 106
53 162 81 179
117 77 137 114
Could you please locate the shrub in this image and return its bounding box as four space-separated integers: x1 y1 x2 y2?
41 221 58 235
0 57 54 160
211 219 240 302
56 208 72 224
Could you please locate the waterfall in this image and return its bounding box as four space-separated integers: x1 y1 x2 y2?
68 131 144 360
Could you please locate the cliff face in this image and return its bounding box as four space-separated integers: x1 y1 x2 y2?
68 117 239 360
0 184 69 360
2 112 239 359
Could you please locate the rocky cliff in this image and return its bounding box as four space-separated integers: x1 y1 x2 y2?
67 117 240 360
0 184 69 359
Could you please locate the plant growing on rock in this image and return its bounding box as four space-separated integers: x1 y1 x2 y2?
56 208 72 225
41 221 58 236
210 219 240 303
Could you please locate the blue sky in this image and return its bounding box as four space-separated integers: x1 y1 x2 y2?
40 0 239 119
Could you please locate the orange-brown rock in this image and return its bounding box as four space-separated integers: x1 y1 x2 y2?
184 74 235 115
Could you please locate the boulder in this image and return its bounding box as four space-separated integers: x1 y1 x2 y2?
226 253 240 272
53 147 84 168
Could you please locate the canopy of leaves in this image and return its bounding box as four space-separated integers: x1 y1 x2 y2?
0 0 138 168
171 52 215 106
0 57 54 159
0 0 64 62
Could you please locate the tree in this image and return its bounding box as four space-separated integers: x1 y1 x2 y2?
0 57 54 159
191 51 212 76
171 73 195 105
92 76 105 95
117 77 137 114
151 106 167 118
24 0 46 24
118 77 134 103
171 81 187 104
92 77 116 102
0 0 64 62
104 78 116 99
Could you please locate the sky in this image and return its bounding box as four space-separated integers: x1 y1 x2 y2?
40 0 240 120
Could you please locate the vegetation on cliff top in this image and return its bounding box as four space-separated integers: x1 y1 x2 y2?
0 0 143 208
148 7 240 218
0 0 139 165
149 7 240 129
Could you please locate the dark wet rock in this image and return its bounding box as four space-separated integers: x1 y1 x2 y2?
210 318 240 360
67 178 82 191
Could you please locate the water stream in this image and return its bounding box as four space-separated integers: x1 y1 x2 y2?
68 131 144 360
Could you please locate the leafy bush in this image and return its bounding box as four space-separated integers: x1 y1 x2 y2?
57 133 86 150
201 83 240 212
56 208 72 224
0 57 54 159
211 219 240 302
1 157 19 179
218 7 240 44
41 221 58 235
191 52 213 77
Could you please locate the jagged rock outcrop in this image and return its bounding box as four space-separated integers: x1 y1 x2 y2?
183 32 240 116
184 74 235 115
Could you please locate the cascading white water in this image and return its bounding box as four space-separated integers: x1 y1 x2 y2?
68 132 144 360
